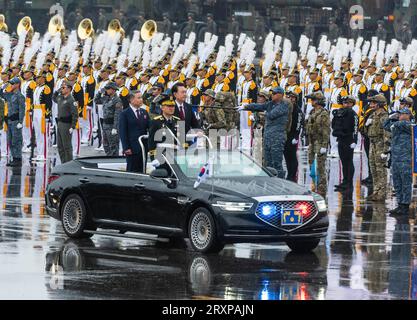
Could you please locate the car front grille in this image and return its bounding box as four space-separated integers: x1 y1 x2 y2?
255 200 318 231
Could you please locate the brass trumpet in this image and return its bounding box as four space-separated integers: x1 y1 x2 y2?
77 18 94 40
17 16 32 36
140 20 157 41
48 14 64 36
0 14 8 33
108 19 125 39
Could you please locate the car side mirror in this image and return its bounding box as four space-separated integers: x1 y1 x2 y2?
266 167 278 177
150 168 169 179
150 168 177 188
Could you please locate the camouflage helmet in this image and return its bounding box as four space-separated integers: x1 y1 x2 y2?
215 91 226 103
306 91 325 101
368 94 387 105
203 89 216 99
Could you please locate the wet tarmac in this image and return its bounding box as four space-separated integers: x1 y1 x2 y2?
0 147 417 300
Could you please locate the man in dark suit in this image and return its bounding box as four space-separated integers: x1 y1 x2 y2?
172 82 201 136
119 91 150 173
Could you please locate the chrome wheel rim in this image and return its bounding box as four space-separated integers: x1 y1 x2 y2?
190 212 212 250
63 199 83 234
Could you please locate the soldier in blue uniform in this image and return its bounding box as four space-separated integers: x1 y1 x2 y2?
383 108 413 216
239 87 290 178
0 77 25 166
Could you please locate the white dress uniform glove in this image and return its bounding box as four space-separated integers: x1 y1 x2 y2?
16 123 23 129
249 114 256 122
150 159 160 168
381 153 388 160
69 128 74 134
365 118 373 126
320 148 327 154
292 139 298 145
350 143 356 149
111 129 118 135
237 105 246 112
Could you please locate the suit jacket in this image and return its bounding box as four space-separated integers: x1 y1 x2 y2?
119 107 150 155
174 101 200 134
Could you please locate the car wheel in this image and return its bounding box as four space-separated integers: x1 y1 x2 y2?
286 239 320 253
188 208 224 253
61 194 93 239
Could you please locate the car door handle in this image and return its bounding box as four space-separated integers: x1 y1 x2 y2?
134 183 146 190
79 177 90 184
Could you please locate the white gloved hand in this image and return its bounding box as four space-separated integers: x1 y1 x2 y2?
249 114 256 122
150 159 160 168
111 129 118 135
16 123 23 129
381 153 388 160
350 143 356 149
292 139 298 145
69 128 74 134
365 118 373 126
237 105 246 112
320 148 327 154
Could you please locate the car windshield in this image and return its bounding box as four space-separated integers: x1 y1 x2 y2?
174 150 269 178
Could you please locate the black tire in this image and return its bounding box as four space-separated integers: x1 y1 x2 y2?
286 239 320 253
61 194 93 239
188 208 224 254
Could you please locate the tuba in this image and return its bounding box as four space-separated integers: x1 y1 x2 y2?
0 14 8 33
108 19 124 39
77 18 94 40
140 20 157 41
17 16 32 36
48 14 64 36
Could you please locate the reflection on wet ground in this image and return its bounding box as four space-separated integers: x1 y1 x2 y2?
0 149 416 299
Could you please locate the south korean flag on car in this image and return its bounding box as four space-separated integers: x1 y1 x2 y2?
194 163 210 189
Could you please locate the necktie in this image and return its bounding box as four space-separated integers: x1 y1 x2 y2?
136 109 140 119
179 105 185 120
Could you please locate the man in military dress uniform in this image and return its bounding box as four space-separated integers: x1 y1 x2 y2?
52 81 78 163
148 96 181 163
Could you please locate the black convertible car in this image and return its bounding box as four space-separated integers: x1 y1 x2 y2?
46 149 329 253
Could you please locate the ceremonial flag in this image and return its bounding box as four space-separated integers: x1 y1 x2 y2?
194 163 210 189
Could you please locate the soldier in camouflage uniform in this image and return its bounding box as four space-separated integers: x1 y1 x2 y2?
201 89 226 137
216 91 239 150
364 94 390 201
95 82 123 156
241 87 289 178
384 108 413 215
0 77 25 166
252 90 269 165
305 91 330 196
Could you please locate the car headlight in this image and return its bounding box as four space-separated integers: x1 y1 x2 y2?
213 201 254 212
316 200 327 212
